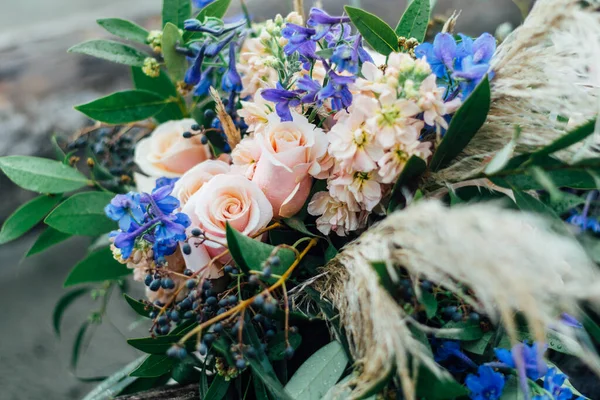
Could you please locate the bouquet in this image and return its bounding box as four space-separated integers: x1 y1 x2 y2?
2 0 600 399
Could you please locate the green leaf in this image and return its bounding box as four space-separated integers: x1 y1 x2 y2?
26 227 72 257
162 23 188 82
539 191 585 215
72 321 91 369
124 294 152 318
75 90 171 124
371 261 395 295
131 67 184 122
534 119 597 159
225 222 296 276
489 157 600 190
81 356 146 400
183 0 232 41
430 77 491 171
205 374 231 400
420 291 438 319
267 332 302 361
436 320 484 341
387 155 427 212
345 6 399 56
511 189 568 234
64 247 131 287
68 40 148 66
395 0 431 42
516 328 582 356
0 156 88 193
462 331 494 355
244 321 293 400
416 365 469 399
485 127 520 175
0 195 61 244
53 287 90 337
45 192 115 236
284 341 349 400
283 217 318 237
499 376 527 400
162 0 191 29
96 18 149 44
130 355 175 378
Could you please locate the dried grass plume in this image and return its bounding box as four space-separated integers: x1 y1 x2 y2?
313 201 600 399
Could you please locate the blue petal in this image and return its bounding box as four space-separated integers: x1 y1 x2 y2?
472 32 496 64
433 33 457 70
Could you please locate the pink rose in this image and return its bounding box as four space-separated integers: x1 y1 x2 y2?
231 136 262 179
182 174 273 258
173 160 230 207
250 111 328 218
134 119 211 179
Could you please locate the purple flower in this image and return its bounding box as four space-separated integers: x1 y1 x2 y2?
205 31 235 57
567 191 600 233
307 7 350 40
184 44 206 85
318 71 354 111
560 313 583 329
415 33 458 78
282 23 317 59
494 342 548 380
542 368 574 400
330 35 372 75
296 75 322 104
324 23 352 48
155 177 179 188
432 340 477 369
105 193 144 231
466 366 505 400
194 67 214 97
453 33 496 97
261 84 302 121
222 43 242 93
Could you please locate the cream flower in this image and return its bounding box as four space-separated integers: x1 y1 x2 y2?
418 75 462 130
231 136 263 179
369 94 423 149
328 95 384 172
238 91 275 133
378 138 433 184
173 160 230 207
329 171 383 212
307 191 360 236
237 37 279 98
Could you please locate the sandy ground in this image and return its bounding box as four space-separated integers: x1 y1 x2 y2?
0 0 521 398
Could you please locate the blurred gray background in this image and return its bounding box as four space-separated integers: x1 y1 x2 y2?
0 1 521 399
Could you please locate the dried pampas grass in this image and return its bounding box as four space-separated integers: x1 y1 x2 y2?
431 0 600 186
313 201 600 399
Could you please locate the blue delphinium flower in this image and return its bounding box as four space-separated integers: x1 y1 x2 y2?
542 368 574 400
281 23 317 59
494 342 548 380
453 33 496 96
222 43 242 93
192 0 214 8
194 67 215 96
261 84 303 121
318 71 354 111
432 340 477 370
307 7 351 40
559 313 583 329
296 76 322 104
155 177 179 188
107 182 191 260
331 35 373 75
415 33 458 78
567 191 600 233
465 366 505 400
184 44 206 86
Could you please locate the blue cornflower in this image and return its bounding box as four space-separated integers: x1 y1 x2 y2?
105 193 144 231
184 44 206 86
542 368 574 400
282 23 317 59
261 84 302 121
307 7 350 40
494 342 548 380
415 33 458 78
465 366 505 400
296 75 322 104
222 43 242 93
193 0 214 8
318 71 354 111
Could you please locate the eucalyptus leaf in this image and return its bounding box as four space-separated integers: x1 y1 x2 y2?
124 294 152 318
430 77 491 171
204 374 231 400
72 321 91 370
534 119 596 159
539 191 585 215
64 247 131 287
436 320 484 341
53 287 91 337
0 156 88 193
162 0 191 29
75 90 171 124
0 195 61 244
81 356 146 400
462 331 494 355
345 6 399 56
68 40 148 66
131 67 184 122
284 341 349 400
395 0 431 42
45 192 116 236
97 18 149 44
162 23 188 82
267 332 302 361
130 355 176 378
416 365 469 399
26 227 72 257
127 334 190 354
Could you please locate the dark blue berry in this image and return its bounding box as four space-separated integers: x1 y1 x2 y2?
206 296 217 306
202 280 212 290
265 329 275 338
144 274 153 286
231 268 239 275
162 278 175 290
262 266 272 279
182 243 192 255
184 269 193 276
198 342 208 356
420 280 433 291
158 325 170 335
157 315 169 326
149 311 157 319
167 345 187 359
213 322 223 333
149 279 162 292
217 308 227 315
200 135 209 145
204 109 215 121
443 306 457 318
284 346 295 359
263 302 276 315
191 124 201 131
179 298 192 310
268 256 280 267
253 296 265 307
186 279 197 289
469 312 480 322
191 228 202 237
235 359 247 370
183 311 194 319
246 347 257 358
182 131 193 139
227 295 238 305
192 301 199 310
253 314 263 323
224 265 233 273
452 312 463 322
218 298 228 308
170 310 180 322
203 333 215 344
248 275 259 285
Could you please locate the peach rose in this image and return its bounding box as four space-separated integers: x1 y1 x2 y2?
134 119 211 179
173 160 230 207
231 136 262 179
182 174 273 258
251 111 328 218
